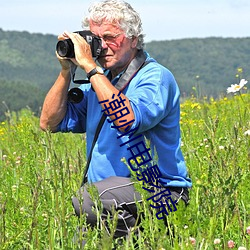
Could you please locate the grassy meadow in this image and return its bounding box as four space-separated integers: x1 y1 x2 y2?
0 91 249 249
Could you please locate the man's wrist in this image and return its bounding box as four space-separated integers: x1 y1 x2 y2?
87 66 104 80
60 68 71 79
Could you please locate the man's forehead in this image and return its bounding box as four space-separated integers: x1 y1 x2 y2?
90 20 122 33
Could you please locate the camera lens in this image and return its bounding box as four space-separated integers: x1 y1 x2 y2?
68 88 84 103
56 39 74 58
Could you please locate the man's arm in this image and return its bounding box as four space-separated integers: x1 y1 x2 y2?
40 49 73 132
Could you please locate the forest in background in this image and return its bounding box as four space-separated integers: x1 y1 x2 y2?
0 28 249 120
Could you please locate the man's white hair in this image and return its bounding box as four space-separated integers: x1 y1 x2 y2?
82 0 145 49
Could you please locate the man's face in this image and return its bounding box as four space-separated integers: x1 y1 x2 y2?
89 20 138 73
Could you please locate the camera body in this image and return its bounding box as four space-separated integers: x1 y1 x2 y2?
56 30 102 58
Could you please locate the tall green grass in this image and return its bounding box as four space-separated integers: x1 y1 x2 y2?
0 93 249 249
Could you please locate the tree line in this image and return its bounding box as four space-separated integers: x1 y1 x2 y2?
0 28 249 120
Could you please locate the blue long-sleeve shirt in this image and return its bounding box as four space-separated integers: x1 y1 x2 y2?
57 52 192 188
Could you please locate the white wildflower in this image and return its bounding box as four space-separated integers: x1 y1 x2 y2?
214 238 221 244
244 130 250 136
238 247 246 250
227 79 248 93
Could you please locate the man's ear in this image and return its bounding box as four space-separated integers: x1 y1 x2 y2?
131 36 139 48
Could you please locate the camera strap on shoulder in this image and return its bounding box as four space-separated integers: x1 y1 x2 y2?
81 50 150 186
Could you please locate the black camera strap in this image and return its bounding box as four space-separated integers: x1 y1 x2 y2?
81 50 149 186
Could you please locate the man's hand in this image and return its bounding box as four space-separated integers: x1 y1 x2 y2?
56 33 79 71
62 31 96 73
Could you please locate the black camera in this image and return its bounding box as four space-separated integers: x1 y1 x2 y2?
56 30 102 58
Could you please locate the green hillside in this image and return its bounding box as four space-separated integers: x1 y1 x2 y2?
145 37 250 97
0 29 60 120
0 29 60 87
0 28 249 120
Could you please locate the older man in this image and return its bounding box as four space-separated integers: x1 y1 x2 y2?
40 0 192 242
